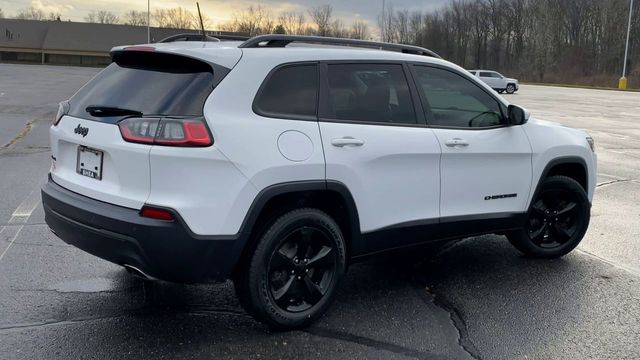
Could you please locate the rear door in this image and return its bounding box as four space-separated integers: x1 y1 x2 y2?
411 64 532 218
318 62 441 244
50 51 227 209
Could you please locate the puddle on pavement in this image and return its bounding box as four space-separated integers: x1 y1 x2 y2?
51 277 127 293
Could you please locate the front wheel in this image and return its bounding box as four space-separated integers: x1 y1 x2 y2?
507 176 590 258
234 208 346 330
506 84 516 94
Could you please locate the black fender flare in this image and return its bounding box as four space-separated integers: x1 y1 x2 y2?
227 180 362 273
528 156 588 207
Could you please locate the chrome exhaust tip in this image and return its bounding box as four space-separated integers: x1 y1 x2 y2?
123 264 156 281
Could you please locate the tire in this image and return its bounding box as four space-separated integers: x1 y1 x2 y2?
498 89 504 94
506 84 516 94
234 208 347 330
507 176 590 258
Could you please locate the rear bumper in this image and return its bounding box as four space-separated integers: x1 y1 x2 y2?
42 175 241 283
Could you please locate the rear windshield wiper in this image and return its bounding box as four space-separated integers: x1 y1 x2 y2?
86 105 143 117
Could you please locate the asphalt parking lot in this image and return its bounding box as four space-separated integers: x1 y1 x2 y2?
1 63 639 359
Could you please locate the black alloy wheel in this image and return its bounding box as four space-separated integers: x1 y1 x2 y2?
268 226 337 312
526 189 582 248
507 176 590 258
234 208 346 330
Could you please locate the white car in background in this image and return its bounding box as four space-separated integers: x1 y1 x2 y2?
468 70 519 94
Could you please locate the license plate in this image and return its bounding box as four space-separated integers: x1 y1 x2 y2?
76 145 103 180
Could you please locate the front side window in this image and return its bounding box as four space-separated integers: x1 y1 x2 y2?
254 64 318 119
413 66 504 128
325 64 416 125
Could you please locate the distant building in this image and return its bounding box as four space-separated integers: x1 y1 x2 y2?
0 19 245 66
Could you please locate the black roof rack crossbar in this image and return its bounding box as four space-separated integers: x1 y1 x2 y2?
209 34 251 41
159 33 220 43
158 33 250 43
238 35 442 59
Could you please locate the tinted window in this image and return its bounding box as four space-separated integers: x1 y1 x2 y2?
69 52 214 122
479 72 493 77
413 66 504 128
254 64 318 119
325 64 416 125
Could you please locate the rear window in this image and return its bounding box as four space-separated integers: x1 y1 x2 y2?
253 64 318 120
324 63 416 125
69 52 215 122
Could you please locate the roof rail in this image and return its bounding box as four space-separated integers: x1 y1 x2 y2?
158 33 250 43
159 33 219 43
238 35 442 59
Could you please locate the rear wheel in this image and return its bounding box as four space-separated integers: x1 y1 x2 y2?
507 176 590 258
497 89 505 94
506 84 516 94
234 208 346 330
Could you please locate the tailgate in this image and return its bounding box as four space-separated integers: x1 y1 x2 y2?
50 116 151 209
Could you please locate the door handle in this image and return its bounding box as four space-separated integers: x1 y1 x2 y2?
444 138 469 147
331 137 365 147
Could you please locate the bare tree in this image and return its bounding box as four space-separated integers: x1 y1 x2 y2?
47 12 62 21
123 10 148 26
154 7 196 29
85 10 119 24
15 6 45 20
278 11 306 35
308 5 333 36
221 5 274 35
378 3 395 42
351 20 370 40
330 19 349 38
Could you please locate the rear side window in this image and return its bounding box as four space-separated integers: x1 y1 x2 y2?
69 52 215 122
324 64 416 125
254 64 318 120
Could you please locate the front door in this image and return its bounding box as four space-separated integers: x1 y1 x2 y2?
411 65 532 219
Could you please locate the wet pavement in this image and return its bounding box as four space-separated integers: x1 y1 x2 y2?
0 64 639 359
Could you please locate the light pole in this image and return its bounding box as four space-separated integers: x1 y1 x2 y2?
147 0 150 43
619 0 634 89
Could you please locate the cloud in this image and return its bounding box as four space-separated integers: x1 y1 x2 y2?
29 0 74 14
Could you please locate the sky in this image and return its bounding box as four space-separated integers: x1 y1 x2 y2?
0 0 450 27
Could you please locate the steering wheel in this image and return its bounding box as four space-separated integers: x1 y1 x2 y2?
468 111 500 127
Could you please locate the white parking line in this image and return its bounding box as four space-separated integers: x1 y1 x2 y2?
0 226 23 262
0 185 42 263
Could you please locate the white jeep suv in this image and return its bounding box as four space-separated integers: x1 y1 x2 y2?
42 35 596 330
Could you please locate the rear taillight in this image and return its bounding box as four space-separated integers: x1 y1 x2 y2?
140 206 174 221
118 118 213 147
54 101 69 126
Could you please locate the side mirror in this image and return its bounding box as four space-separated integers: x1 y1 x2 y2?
507 105 530 125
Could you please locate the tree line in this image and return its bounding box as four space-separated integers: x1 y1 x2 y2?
1 5 371 40
379 0 639 87
2 1 637 87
